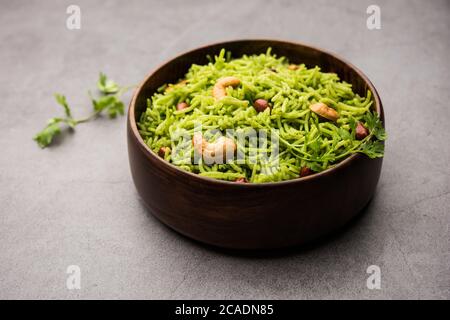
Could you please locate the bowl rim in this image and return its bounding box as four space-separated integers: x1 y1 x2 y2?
128 39 384 188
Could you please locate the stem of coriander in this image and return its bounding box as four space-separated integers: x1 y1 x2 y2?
75 85 136 125
74 109 102 124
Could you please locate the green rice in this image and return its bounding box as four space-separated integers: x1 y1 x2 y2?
137 48 386 183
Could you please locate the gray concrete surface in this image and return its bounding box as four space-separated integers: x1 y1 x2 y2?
0 0 449 300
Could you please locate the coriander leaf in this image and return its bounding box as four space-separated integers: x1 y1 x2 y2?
348 117 357 139
107 99 125 118
306 161 323 173
363 111 386 141
361 140 385 159
309 139 321 154
363 111 376 130
90 94 124 118
373 125 387 141
90 94 116 112
54 94 72 118
97 72 119 94
338 127 351 140
33 118 62 148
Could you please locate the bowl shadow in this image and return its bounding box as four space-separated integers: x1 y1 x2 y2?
137 193 376 259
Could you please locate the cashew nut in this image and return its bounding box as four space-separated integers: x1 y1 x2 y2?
309 102 340 121
288 64 299 70
192 132 236 163
212 76 240 100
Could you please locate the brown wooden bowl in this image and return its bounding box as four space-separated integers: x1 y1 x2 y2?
127 40 384 250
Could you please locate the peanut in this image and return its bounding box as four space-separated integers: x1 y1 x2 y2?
253 99 270 112
176 102 189 111
299 166 314 177
158 146 170 158
355 122 369 140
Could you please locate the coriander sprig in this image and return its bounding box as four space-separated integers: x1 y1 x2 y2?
267 114 385 175
34 73 134 148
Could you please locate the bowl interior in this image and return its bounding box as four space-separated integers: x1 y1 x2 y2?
129 40 383 188
132 40 381 123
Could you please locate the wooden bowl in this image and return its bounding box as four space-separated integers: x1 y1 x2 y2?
127 40 384 249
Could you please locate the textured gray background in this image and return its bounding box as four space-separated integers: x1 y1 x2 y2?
0 0 449 299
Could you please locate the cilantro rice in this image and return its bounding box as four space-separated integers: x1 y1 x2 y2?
137 49 386 183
